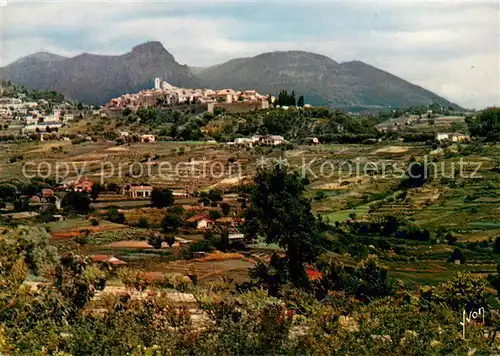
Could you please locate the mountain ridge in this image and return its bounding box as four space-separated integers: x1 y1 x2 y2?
0 42 462 110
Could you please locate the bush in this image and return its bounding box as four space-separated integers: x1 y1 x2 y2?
137 217 149 229
151 188 174 208
106 207 125 224
90 218 99 226
209 210 222 220
62 192 91 214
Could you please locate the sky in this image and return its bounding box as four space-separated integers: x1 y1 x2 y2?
1 0 499 109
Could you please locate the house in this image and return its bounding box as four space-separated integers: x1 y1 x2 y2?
53 214 65 221
251 135 263 144
216 216 244 227
73 178 94 193
186 214 214 230
63 178 93 192
42 188 54 198
228 228 245 241
119 131 130 137
172 189 190 198
436 132 470 142
30 196 41 204
124 184 153 199
234 137 253 146
193 251 207 259
436 133 450 141
215 89 236 103
305 137 319 145
140 134 156 143
91 255 127 266
261 135 285 146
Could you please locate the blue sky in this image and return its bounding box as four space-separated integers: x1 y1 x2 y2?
1 0 499 109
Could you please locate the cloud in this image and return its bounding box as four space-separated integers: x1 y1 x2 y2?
1 1 498 108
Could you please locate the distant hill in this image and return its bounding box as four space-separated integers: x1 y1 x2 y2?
0 42 200 105
0 42 462 110
196 51 461 110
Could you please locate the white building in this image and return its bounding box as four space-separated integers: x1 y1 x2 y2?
234 137 253 146
187 215 214 230
261 135 285 146
140 134 156 143
154 77 161 90
436 132 470 142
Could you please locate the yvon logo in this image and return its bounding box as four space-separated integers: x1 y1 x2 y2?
460 307 485 339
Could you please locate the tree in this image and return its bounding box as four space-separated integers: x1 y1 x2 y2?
106 207 125 224
402 161 431 188
446 233 458 245
466 107 500 141
122 107 132 116
151 188 174 208
421 272 486 311
207 189 223 203
137 217 149 228
62 192 91 214
297 95 305 108
245 164 324 287
221 202 231 216
90 183 101 202
161 214 183 234
106 182 120 193
449 248 465 264
6 226 59 275
494 236 500 254
209 210 221 220
219 227 230 252
165 235 176 248
147 232 164 250
0 183 17 202
77 102 83 110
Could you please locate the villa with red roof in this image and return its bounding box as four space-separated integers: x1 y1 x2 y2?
186 214 214 230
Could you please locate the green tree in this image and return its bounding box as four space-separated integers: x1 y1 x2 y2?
245 164 324 287
209 210 221 220
0 183 17 202
147 232 164 250
137 217 149 228
467 107 500 141
221 202 231 216
106 206 125 224
161 214 183 234
62 192 91 214
207 189 223 203
449 248 465 264
151 188 174 208
297 95 305 107
122 107 132 116
90 183 101 202
494 236 500 254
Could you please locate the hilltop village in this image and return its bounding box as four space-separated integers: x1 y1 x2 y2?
102 77 280 116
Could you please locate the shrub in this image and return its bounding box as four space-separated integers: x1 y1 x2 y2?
106 207 125 224
137 217 149 229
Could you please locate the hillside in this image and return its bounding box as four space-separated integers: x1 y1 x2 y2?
0 42 461 110
0 42 200 105
196 52 460 110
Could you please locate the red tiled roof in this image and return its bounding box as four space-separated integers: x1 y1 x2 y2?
186 214 213 223
92 255 111 262
306 268 323 281
129 185 153 191
91 255 127 265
